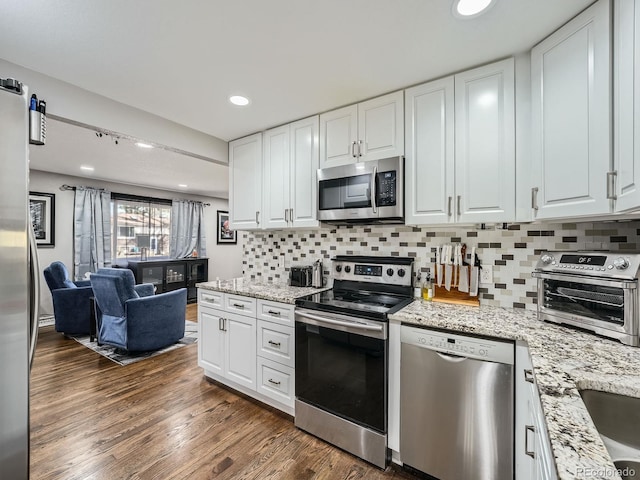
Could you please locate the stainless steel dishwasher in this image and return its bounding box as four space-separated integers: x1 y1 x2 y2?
400 325 514 480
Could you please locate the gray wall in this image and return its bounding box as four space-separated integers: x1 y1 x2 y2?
31 170 243 315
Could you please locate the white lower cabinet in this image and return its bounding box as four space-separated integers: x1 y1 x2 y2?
256 357 294 407
198 290 257 391
198 289 294 415
515 342 558 480
198 307 225 376
224 312 257 390
255 300 295 413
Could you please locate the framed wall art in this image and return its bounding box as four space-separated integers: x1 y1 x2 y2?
217 210 237 244
29 191 55 247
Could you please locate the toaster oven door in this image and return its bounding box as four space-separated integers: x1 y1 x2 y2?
534 272 638 340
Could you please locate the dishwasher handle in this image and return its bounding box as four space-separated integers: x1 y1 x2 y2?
436 351 467 363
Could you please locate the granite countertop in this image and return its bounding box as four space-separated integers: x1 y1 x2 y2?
390 300 640 480
196 279 329 305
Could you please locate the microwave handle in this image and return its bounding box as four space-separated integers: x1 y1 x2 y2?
371 166 378 214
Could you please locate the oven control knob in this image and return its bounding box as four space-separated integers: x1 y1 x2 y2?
397 268 406 277
613 257 629 270
344 265 351 273
540 254 554 265
387 268 394 276
335 265 342 273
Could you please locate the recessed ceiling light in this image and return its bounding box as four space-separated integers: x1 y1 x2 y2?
135 142 153 149
453 0 494 18
229 95 250 106
178 184 188 188
80 165 95 172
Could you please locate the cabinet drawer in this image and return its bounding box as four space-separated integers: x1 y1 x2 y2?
199 289 224 309
225 294 256 317
257 300 294 327
257 320 294 367
256 357 294 408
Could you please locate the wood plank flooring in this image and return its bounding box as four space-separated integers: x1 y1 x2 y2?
30 304 418 480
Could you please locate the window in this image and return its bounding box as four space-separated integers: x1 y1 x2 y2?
118 226 135 238
111 195 172 261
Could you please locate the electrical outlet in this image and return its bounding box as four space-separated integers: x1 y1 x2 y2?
480 265 493 284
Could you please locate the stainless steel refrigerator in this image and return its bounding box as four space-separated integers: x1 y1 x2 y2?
0 78 43 479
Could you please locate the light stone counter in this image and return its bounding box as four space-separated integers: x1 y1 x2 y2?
390 300 640 480
196 279 329 304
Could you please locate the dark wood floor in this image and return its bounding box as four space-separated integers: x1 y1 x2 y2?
30 304 417 480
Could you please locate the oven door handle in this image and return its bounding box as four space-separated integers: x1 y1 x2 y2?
532 271 637 289
296 311 384 332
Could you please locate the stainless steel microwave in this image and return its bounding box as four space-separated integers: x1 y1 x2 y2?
317 156 404 224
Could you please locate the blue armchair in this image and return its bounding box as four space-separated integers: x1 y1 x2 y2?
43 261 94 335
90 268 186 352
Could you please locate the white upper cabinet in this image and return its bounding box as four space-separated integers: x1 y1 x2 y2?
289 116 320 228
405 58 515 225
405 77 455 225
455 58 515 223
530 0 611 219
263 125 290 229
614 0 640 211
319 104 358 168
263 116 319 229
229 133 263 229
320 91 404 168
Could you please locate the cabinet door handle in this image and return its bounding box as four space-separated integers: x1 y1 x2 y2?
351 141 357 158
268 340 281 348
267 378 281 386
524 369 534 384
457 195 461 217
267 310 281 316
219 317 225 331
525 425 536 459
357 139 363 157
256 211 260 225
447 196 452 217
531 187 539 213
284 208 289 223
289 208 293 222
607 171 617 200
233 303 245 309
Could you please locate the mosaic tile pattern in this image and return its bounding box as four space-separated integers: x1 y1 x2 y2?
241 220 640 311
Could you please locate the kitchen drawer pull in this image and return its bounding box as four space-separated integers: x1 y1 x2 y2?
524 369 534 384
202 297 218 304
268 340 281 348
447 196 452 217
267 378 281 386
531 187 539 212
525 425 536 458
267 310 281 316
232 303 245 309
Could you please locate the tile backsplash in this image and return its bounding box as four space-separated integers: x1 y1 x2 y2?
241 220 640 311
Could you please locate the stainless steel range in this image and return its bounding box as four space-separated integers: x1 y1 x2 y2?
294 255 414 468
532 251 640 346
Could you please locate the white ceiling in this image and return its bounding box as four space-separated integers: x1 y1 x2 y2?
1 0 595 196
29 119 229 198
